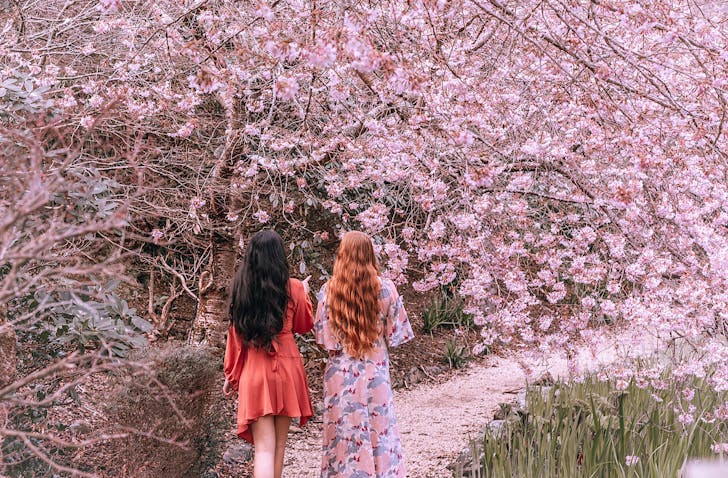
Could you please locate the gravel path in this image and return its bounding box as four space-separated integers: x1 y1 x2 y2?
282 328 663 477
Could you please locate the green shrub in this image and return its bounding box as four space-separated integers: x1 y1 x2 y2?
100 344 226 478
458 373 728 478
444 338 468 369
422 293 475 334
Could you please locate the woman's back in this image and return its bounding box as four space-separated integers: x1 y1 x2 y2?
225 277 314 442
315 277 413 359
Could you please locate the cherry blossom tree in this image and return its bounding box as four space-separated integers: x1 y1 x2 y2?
2 0 727 445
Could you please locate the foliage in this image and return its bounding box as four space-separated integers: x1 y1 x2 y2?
2 0 728 471
22 280 152 358
461 373 728 478
0 71 51 117
102 345 222 478
444 338 468 369
422 293 475 334
0 120 144 474
2 0 727 356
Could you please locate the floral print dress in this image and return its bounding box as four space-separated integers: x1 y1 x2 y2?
314 277 414 478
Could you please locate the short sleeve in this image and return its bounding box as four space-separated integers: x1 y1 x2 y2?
383 279 414 347
314 283 342 351
292 280 314 334
223 325 246 389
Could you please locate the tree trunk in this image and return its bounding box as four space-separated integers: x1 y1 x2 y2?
0 324 17 389
188 235 236 349
188 94 243 349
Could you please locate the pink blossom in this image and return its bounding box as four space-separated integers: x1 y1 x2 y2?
274 76 299 101
88 94 105 108
252 210 270 224
79 116 95 129
169 121 195 138
581 296 596 309
151 229 164 244
714 403 728 420
190 197 206 210
625 455 640 466
472 343 487 355
98 0 122 13
429 219 446 240
306 41 337 68
7 0 728 384
356 203 389 233
255 5 275 21
93 21 111 33
600 300 617 316
188 68 222 94
243 124 261 137
711 443 728 454
546 282 566 304
678 412 694 425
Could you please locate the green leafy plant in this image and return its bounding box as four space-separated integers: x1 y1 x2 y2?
444 338 468 369
25 279 152 357
422 293 475 334
457 373 728 478
0 71 52 118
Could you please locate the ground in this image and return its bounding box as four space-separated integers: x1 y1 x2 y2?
280 326 662 477
216 324 662 478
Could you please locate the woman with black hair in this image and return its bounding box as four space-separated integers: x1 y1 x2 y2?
223 229 314 478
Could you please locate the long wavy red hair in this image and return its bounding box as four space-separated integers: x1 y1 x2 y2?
327 231 381 358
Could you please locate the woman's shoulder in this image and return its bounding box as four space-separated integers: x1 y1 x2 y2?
288 278 305 297
316 280 329 301
378 276 397 299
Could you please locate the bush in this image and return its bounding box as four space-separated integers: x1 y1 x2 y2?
444 338 468 369
99 344 225 478
460 373 728 478
422 294 475 334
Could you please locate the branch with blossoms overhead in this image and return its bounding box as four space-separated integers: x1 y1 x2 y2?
1 0 728 399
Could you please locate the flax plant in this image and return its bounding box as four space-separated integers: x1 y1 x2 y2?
458 374 727 478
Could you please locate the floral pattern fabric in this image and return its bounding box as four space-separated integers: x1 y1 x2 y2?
314 277 414 477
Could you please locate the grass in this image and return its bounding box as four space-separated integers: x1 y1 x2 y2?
456 373 728 478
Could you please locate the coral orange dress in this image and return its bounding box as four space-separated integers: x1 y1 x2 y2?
224 278 314 443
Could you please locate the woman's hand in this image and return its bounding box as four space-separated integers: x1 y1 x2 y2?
223 378 235 397
301 275 311 296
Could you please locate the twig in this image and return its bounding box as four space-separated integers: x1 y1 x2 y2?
198 270 214 295
157 257 198 302
419 365 436 381
21 436 98 478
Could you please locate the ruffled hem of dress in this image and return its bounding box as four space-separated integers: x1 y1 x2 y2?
237 409 312 443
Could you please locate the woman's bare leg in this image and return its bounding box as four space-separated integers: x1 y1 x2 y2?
273 416 292 478
250 415 276 478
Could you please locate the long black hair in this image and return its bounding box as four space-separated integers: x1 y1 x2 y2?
229 229 289 349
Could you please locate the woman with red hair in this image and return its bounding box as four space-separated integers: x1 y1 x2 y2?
314 231 414 477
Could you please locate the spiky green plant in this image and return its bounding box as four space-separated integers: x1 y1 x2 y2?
456 373 728 478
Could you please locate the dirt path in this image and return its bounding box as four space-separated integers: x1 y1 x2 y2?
281 328 663 477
